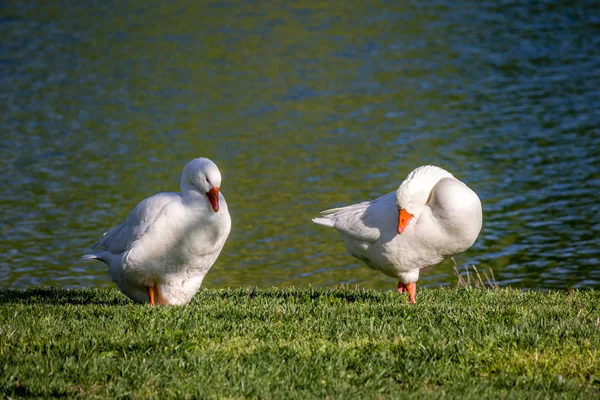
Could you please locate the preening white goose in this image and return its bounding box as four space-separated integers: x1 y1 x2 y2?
82 157 231 305
313 165 482 304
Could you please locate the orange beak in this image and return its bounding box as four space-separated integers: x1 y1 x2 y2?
397 208 413 234
206 187 220 212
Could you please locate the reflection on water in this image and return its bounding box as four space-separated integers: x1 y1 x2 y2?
1 1 599 290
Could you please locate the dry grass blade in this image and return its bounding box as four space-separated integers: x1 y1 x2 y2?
482 269 493 288
488 267 499 289
452 259 498 290
472 265 485 288
452 257 467 288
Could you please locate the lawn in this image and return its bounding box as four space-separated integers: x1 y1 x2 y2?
0 287 598 399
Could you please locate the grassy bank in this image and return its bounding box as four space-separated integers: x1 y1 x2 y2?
1 287 599 399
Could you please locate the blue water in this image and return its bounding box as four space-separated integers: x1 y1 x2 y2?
1 1 599 290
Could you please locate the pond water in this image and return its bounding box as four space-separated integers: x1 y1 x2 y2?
1 1 599 291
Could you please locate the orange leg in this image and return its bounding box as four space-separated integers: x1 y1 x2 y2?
406 282 416 304
147 285 156 306
397 282 406 293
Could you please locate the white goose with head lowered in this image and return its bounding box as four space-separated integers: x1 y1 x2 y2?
83 157 231 305
313 165 482 304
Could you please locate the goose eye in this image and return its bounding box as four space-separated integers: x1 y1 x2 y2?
206 177 211 184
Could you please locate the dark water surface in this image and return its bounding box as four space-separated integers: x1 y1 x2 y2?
1 1 599 290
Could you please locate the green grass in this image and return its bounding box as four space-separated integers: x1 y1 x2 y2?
1 287 599 399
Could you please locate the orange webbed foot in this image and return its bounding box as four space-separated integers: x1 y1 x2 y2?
397 282 406 293
397 282 417 304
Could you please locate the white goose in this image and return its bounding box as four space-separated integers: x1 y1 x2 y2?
313 165 482 304
83 157 231 305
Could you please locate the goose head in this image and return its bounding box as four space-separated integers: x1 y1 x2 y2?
395 165 454 234
181 158 222 212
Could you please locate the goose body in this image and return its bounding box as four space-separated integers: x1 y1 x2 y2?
83 157 231 305
313 165 482 303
